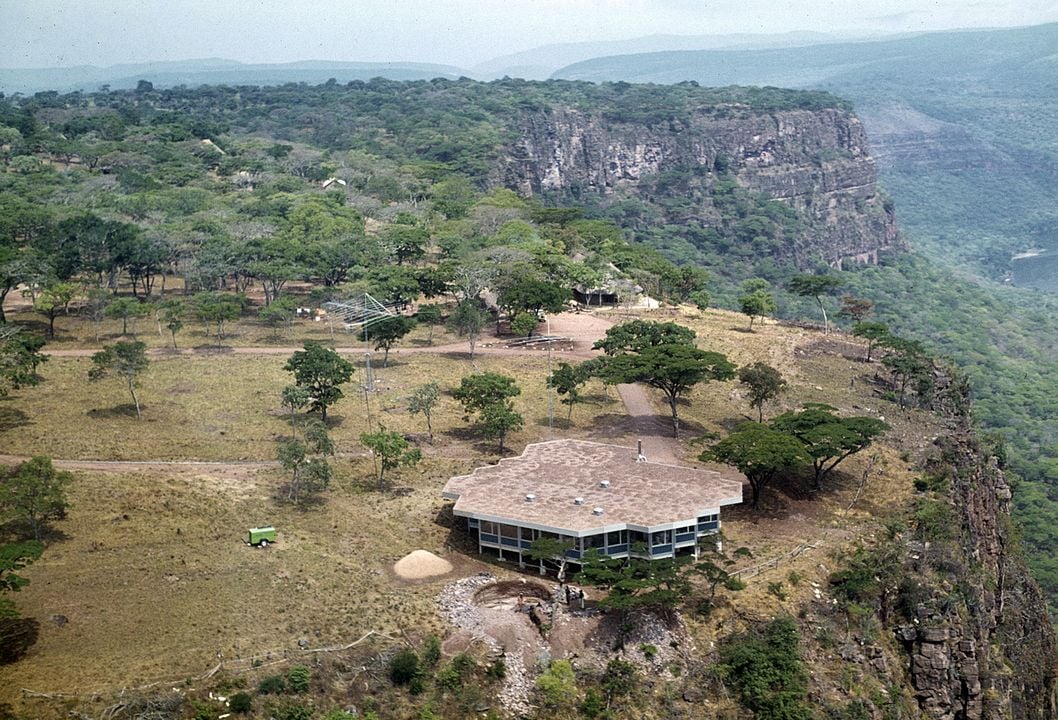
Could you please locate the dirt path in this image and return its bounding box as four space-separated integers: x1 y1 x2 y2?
614 385 681 465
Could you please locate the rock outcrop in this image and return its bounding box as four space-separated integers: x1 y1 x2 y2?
494 105 899 269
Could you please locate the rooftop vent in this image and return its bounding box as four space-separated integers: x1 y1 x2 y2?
573 497 585 505
599 480 611 488
636 439 646 463
525 493 536 502
592 507 604 516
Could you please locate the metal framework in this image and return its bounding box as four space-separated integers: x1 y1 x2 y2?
321 293 397 331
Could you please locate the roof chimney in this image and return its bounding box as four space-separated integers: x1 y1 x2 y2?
592 507 604 516
599 480 610 488
573 497 585 505
636 439 646 463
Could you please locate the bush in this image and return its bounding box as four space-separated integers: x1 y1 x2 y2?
229 692 252 714
486 657 506 680
258 674 286 695
390 648 421 686
274 701 313 720
602 658 638 700
717 618 811 720
537 659 577 707
287 665 311 694
639 644 657 660
422 634 441 668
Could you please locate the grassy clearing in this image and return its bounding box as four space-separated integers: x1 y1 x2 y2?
0 349 574 462
0 305 946 717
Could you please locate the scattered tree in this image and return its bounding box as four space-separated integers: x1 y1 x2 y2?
360 425 422 491
789 273 843 335
283 342 355 421
702 423 809 508
415 303 443 346
446 300 485 359
453 372 523 452
593 322 734 438
33 282 78 338
105 296 149 336
0 457 71 541
509 311 539 338
550 361 591 423
839 295 874 325
738 279 776 330
159 299 185 349
407 382 440 442
276 419 333 503
361 315 416 367
738 362 787 422
772 405 890 488
0 540 43 618
88 340 150 419
852 321 891 362
0 328 47 396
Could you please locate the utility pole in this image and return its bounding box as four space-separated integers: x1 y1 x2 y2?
546 316 554 437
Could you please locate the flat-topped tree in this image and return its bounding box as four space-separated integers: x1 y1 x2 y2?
593 320 734 438
789 274 843 335
702 423 809 508
771 404 890 489
283 342 354 421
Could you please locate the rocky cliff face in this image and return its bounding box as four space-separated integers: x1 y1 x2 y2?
895 433 1056 720
494 105 900 269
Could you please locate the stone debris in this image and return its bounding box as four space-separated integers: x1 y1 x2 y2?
437 574 533 717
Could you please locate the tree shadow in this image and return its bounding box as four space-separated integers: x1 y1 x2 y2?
0 403 31 432
87 404 142 419
0 617 39 665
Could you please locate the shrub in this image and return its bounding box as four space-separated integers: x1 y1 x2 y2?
717 617 811 720
390 648 421 686
258 674 286 695
229 692 252 714
537 659 577 707
422 635 441 667
287 665 311 694
321 710 356 720
486 657 506 680
602 658 638 700
580 688 606 718
275 701 313 720
639 644 657 660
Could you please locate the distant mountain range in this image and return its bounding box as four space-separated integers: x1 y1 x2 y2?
0 58 466 95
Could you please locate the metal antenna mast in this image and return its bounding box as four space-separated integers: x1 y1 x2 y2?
322 293 399 394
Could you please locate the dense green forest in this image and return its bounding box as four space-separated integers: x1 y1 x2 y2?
3 78 1058 615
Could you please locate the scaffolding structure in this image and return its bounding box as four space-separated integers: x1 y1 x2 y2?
321 293 402 394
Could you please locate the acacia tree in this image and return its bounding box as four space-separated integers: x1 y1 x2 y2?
283 342 354 421
702 423 809 508
407 382 440 442
88 340 150 419
772 405 890 488
360 425 422 491
0 457 72 541
0 327 47 396
415 304 443 346
738 362 787 422
105 296 149 337
789 274 843 335
852 321 891 362
593 321 734 438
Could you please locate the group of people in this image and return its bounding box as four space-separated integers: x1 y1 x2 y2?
563 583 587 610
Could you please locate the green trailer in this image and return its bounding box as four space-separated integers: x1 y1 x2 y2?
247 526 277 547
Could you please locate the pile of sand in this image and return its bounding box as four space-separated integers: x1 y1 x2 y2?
393 550 453 580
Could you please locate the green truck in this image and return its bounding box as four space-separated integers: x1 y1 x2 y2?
247 526 277 547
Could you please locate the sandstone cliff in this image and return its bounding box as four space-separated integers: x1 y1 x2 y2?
493 104 900 269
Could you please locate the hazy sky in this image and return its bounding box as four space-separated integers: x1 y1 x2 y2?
2 0 1057 69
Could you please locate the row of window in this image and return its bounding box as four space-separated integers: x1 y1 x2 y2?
476 516 721 551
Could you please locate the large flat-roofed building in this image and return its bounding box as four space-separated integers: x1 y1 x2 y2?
442 439 744 566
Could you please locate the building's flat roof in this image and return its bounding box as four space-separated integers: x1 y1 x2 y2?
443 439 743 534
